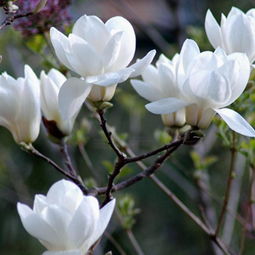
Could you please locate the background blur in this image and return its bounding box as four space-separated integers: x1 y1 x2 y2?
1 0 255 255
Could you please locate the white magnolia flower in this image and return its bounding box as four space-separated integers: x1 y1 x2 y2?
40 69 91 137
205 7 255 64
136 39 255 137
0 65 41 143
50 15 156 101
17 179 115 255
131 54 187 127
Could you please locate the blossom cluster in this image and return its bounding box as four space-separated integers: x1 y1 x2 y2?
9 6 255 255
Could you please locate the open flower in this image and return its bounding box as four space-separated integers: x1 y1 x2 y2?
131 54 186 127
135 39 255 137
50 15 156 101
0 65 40 143
40 69 91 138
17 179 115 255
205 7 255 64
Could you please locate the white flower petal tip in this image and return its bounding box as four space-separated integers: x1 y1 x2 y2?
17 179 114 255
0 66 41 144
215 108 255 137
145 98 190 115
129 50 157 78
205 9 222 49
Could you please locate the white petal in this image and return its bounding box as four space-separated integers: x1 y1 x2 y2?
247 8 255 18
86 68 134 87
46 180 84 211
33 194 48 213
182 69 231 108
17 203 60 249
84 199 116 251
50 28 74 71
146 97 190 114
157 63 178 96
129 50 156 78
88 85 117 102
103 32 123 71
105 16 136 69
205 10 223 49
178 39 200 85
67 34 103 77
0 74 19 131
68 196 100 248
40 71 61 121
72 15 110 53
131 79 164 102
215 108 255 137
223 13 255 61
47 69 66 88
15 65 41 143
41 205 72 246
225 53 250 104
58 78 91 121
141 64 159 85
227 7 244 18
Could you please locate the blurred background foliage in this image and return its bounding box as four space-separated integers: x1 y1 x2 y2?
1 0 255 255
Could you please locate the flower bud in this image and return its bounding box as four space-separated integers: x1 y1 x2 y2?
40 69 91 139
0 65 41 144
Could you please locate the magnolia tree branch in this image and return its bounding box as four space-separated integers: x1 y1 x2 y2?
94 125 235 255
98 142 182 199
59 142 78 177
215 132 238 237
0 11 33 30
97 109 125 159
24 144 88 194
97 109 186 206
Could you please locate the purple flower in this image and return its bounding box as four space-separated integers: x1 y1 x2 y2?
14 0 71 36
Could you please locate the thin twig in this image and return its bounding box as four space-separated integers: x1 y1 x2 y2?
104 232 128 255
126 229 144 255
25 144 88 194
103 130 233 255
97 109 184 206
215 132 238 237
59 142 78 177
97 109 125 159
0 11 33 30
97 142 182 200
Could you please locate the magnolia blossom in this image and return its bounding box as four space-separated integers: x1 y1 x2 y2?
40 69 91 138
131 53 187 127
0 65 40 143
133 39 255 137
17 179 115 255
205 7 255 64
50 14 156 101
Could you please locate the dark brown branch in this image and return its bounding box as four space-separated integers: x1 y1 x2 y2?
0 11 33 30
24 144 88 194
97 109 125 159
125 139 184 163
215 132 237 237
60 142 78 177
93 141 182 198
